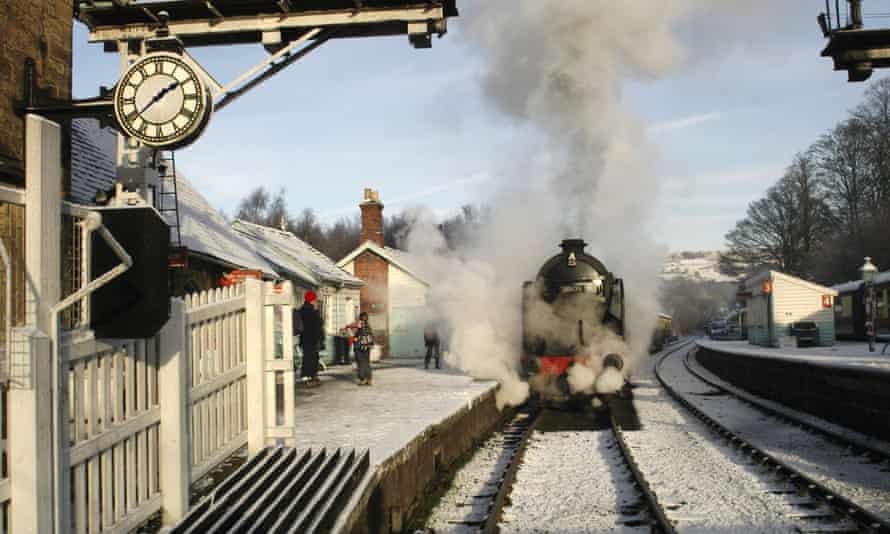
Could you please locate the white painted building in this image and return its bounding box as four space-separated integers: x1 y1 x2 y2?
744 271 838 347
338 240 429 358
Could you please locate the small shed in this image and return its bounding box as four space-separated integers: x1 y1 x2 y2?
744 271 838 347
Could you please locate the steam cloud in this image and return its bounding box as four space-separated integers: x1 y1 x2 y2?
404 1 771 407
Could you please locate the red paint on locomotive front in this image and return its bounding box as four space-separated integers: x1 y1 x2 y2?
538 356 573 375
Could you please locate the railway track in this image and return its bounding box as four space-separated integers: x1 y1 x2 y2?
423 396 678 533
656 343 890 534
683 348 890 469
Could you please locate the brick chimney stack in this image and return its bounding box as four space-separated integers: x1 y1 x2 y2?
360 188 384 247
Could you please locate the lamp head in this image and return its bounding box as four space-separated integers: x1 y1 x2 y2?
860 256 878 284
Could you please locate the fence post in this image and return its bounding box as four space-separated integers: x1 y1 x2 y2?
280 281 295 445
158 299 190 525
7 328 54 534
24 114 65 532
244 278 266 455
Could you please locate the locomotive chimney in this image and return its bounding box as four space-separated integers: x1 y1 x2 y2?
560 239 587 256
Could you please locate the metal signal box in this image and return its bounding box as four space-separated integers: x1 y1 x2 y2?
90 206 170 339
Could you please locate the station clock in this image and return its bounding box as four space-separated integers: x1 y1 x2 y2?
113 52 213 149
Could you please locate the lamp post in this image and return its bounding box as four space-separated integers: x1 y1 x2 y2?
860 257 878 352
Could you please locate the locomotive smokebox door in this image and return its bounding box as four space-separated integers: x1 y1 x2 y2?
90 206 171 339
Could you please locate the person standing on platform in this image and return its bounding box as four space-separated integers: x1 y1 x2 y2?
353 312 374 386
299 291 323 386
424 321 441 369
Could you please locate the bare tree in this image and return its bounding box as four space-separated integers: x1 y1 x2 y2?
721 156 833 279
235 187 270 223
290 208 326 250
814 118 871 247
324 216 361 262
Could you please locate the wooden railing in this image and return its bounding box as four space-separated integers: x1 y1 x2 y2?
184 285 249 482
65 335 161 534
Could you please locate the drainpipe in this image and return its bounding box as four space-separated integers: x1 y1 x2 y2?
0 239 10 381
50 205 133 534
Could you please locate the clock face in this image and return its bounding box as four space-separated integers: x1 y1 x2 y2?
114 53 213 149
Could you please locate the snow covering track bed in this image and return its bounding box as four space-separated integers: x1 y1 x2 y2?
657 343 890 533
422 397 676 532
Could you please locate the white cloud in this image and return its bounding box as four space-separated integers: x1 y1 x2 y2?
648 111 726 134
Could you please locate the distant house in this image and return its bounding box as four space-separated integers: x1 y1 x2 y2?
832 270 890 340
337 189 429 358
743 271 838 347
232 219 364 357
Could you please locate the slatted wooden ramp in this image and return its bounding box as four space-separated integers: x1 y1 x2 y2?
171 447 370 534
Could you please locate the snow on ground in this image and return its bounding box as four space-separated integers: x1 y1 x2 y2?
293 360 495 466
697 339 890 372
500 428 646 534
687 351 890 458
660 251 740 283
423 429 513 533
660 348 890 523
624 352 804 534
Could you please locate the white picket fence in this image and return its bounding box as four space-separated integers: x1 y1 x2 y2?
185 284 249 481
44 279 297 534
0 115 301 534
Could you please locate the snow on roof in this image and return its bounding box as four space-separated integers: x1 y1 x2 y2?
175 175 278 276
68 124 277 276
832 270 890 294
745 270 838 296
337 240 428 286
69 119 116 205
232 220 362 288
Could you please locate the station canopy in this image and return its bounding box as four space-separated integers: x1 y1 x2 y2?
76 0 458 48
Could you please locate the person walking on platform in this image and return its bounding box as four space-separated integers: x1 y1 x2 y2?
353 312 374 386
299 291 323 386
424 321 441 369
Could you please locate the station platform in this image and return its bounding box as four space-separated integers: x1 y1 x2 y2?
294 359 496 464
693 338 890 442
696 338 890 373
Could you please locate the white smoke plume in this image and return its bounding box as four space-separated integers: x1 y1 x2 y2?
403 1 772 408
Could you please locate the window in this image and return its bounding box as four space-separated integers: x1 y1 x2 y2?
841 295 853 318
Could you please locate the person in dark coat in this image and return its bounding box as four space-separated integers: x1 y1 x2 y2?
352 312 374 385
424 321 441 369
299 291 324 386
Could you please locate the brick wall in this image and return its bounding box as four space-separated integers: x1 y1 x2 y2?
360 201 384 247
355 251 389 356
0 1 73 184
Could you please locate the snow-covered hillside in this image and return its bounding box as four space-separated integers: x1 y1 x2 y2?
661 251 740 283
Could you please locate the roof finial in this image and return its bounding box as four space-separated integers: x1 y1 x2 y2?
279 216 286 231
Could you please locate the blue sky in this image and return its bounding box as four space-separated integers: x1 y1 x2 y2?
71 3 872 251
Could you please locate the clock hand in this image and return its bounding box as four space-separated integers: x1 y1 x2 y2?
140 81 180 114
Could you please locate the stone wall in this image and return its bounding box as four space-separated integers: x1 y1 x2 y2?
341 387 504 534
0 1 72 185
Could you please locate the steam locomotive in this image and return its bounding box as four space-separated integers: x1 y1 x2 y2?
521 239 628 402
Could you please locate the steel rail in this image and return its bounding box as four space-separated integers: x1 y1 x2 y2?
480 407 540 534
609 412 678 534
684 348 890 468
656 344 890 534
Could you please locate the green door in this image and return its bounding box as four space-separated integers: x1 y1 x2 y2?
389 307 425 358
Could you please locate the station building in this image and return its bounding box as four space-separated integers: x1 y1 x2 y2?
742 270 838 347
338 189 429 358
233 219 364 361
